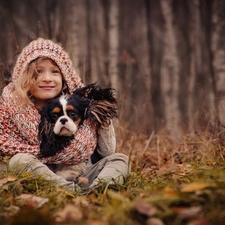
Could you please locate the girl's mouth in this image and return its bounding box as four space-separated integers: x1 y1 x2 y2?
39 86 55 90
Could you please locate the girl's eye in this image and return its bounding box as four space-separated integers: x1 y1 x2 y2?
37 69 42 74
52 70 60 74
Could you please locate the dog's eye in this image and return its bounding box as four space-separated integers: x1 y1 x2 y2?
50 113 59 120
67 111 78 119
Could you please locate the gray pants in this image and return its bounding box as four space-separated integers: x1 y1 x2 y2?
8 153 130 192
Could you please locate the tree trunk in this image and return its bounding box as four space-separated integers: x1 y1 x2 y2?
87 0 106 85
64 0 81 78
211 0 225 135
187 0 199 133
109 0 119 91
160 0 181 139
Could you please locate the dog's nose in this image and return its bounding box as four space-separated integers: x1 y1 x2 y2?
60 118 68 125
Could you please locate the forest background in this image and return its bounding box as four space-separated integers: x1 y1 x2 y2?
1 0 224 139
2 1 225 224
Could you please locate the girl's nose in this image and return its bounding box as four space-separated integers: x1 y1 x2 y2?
42 72 52 82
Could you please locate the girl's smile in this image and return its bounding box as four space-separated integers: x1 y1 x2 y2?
38 85 56 90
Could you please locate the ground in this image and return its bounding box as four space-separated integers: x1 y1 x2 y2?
1 127 225 225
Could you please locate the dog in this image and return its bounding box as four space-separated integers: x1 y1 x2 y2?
38 83 118 180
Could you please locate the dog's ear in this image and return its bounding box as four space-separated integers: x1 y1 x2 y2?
39 117 52 137
38 109 54 141
38 114 53 157
72 83 118 124
73 83 97 99
39 112 58 157
88 97 118 124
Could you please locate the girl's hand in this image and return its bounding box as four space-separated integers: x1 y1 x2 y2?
101 119 111 127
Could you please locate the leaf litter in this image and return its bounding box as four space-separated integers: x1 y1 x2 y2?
1 129 225 224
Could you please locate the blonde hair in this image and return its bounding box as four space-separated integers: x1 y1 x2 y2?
13 57 68 106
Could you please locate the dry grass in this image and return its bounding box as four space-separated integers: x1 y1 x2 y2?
1 125 225 225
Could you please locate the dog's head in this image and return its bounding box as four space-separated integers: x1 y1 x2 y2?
39 94 89 138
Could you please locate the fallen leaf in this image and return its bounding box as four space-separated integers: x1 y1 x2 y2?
134 201 157 217
187 218 213 225
7 175 17 182
0 175 17 186
54 204 83 222
146 217 165 225
86 219 105 225
16 194 49 209
163 186 179 197
173 206 202 219
180 182 211 192
0 177 9 186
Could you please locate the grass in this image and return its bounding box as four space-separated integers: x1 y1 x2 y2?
1 127 225 225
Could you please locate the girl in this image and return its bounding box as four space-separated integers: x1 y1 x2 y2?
0 38 129 192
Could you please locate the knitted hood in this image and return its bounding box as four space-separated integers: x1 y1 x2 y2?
12 38 82 94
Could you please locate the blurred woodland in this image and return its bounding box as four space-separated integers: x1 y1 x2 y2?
0 0 224 138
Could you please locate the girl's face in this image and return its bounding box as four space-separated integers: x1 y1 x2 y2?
30 58 63 108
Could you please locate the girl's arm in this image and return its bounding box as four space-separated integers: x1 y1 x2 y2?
96 121 116 157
